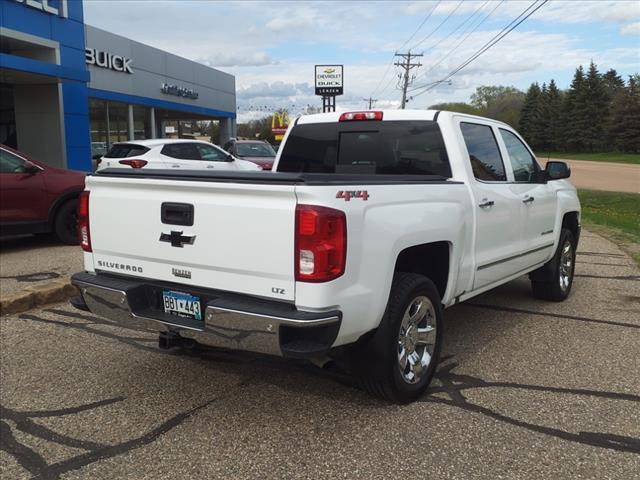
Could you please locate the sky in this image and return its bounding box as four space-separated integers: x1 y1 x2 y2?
83 0 640 123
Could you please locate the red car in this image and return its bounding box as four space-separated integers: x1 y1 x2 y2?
223 139 276 170
0 144 86 244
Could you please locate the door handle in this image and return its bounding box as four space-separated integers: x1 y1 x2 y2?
171 164 180 168
478 199 494 208
207 165 215 168
522 196 535 204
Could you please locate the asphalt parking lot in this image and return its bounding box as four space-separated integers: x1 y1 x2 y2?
1 230 638 479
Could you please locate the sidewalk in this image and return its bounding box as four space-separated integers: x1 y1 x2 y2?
545 158 639 193
0 235 82 314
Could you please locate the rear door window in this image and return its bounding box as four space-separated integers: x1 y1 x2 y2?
104 144 150 158
161 143 201 160
460 122 506 181
278 121 451 177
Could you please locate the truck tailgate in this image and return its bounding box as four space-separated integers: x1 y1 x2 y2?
86 175 296 301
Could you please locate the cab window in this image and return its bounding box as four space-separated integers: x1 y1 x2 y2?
460 122 506 182
499 129 540 182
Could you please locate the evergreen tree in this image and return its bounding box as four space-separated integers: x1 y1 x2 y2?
602 69 626 148
582 61 609 151
544 79 563 151
609 76 640 152
563 65 589 152
519 82 543 149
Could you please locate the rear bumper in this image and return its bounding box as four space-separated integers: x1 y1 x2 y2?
71 272 341 358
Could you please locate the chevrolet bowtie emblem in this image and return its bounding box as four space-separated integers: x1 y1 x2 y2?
159 231 196 248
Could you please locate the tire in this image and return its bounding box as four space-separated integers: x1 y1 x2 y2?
530 228 576 302
353 272 443 403
53 199 79 245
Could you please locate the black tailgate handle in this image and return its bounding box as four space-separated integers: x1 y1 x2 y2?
161 202 194 226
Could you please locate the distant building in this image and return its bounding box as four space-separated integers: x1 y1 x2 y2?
1 0 236 170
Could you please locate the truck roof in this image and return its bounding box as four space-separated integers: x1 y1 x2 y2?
295 109 510 128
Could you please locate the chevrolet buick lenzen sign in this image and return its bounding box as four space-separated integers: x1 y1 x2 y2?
315 65 343 96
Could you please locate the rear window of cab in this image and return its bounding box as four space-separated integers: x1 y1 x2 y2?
278 120 451 177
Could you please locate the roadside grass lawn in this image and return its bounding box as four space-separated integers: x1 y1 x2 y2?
578 189 640 264
536 152 640 165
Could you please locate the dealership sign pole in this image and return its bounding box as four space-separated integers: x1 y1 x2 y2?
315 65 343 112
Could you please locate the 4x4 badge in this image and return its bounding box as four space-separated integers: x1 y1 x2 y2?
336 190 369 201
159 231 196 248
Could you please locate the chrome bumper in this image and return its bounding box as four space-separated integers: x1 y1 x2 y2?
71 272 341 358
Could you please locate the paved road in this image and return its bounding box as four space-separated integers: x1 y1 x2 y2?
0 236 82 297
1 230 639 479
545 158 639 193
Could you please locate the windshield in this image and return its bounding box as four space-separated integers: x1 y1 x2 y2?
236 143 276 158
278 121 451 176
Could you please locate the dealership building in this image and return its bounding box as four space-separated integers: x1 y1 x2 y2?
1 0 236 171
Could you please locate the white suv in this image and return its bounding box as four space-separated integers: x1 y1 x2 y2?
97 139 260 172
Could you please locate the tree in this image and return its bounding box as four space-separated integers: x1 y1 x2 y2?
470 85 525 127
582 61 609 151
428 102 480 115
519 82 543 149
563 65 590 152
609 76 640 152
543 79 563 151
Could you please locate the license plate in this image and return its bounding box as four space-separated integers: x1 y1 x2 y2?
162 290 202 320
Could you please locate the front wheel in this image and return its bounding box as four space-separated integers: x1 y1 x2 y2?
530 228 576 301
353 273 443 403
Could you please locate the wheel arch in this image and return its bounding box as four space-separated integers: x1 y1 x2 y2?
47 190 82 228
393 241 451 301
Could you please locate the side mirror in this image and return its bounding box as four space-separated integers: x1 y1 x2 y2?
545 161 571 180
23 161 42 174
226 154 235 162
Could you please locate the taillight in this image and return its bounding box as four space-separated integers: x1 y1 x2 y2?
295 205 346 282
119 159 147 168
78 191 91 252
339 111 383 122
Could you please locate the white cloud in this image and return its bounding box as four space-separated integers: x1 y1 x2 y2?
620 22 640 36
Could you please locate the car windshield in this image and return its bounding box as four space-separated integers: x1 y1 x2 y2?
104 144 150 158
278 121 451 176
236 143 276 158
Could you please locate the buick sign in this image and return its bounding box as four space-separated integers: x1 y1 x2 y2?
85 48 133 74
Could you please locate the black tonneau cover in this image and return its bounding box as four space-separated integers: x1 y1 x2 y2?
94 169 461 186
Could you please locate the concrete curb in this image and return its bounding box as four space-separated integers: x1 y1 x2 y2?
0 279 78 316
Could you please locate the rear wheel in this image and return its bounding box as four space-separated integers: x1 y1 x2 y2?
54 199 79 245
354 272 443 403
530 228 576 301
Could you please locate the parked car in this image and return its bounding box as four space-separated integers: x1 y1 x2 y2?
97 139 260 171
0 144 86 244
70 110 579 403
223 139 276 170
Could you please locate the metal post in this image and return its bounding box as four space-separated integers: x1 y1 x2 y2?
149 107 156 139
127 104 134 140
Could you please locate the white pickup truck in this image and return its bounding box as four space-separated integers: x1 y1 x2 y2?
71 110 580 403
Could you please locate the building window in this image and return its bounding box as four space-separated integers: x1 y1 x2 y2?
89 98 108 157
133 105 151 140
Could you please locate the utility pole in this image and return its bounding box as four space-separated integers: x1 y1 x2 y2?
394 52 423 109
362 97 377 109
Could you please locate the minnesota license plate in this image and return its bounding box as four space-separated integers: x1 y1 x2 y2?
162 290 202 320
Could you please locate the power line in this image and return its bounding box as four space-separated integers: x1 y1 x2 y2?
394 52 424 109
410 0 505 91
410 0 548 100
410 0 464 52
370 1 441 97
